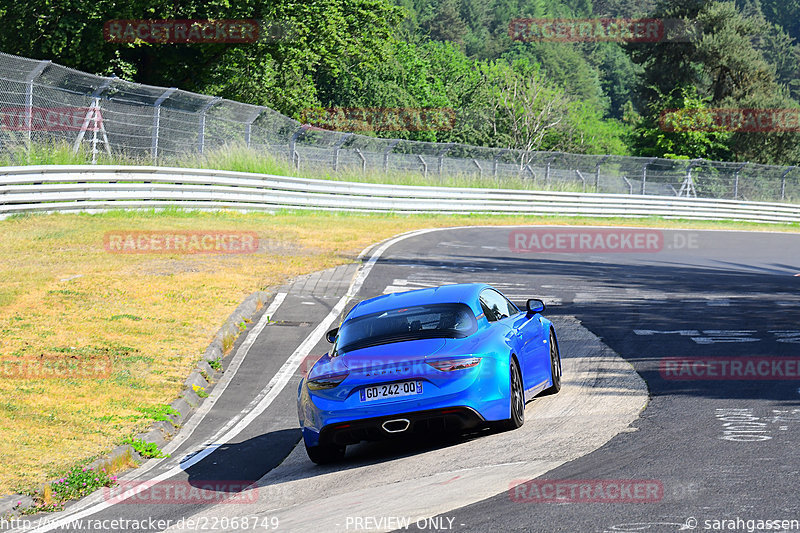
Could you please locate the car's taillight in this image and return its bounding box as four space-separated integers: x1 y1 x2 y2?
307 372 349 390
427 358 482 371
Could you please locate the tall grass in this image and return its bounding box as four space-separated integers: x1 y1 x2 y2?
0 141 94 166
193 146 588 191
0 141 587 193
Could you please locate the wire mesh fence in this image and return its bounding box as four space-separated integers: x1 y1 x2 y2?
1 50 798 203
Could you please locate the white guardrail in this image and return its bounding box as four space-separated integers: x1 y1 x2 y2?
1 165 799 224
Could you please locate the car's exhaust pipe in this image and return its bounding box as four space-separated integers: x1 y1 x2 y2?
382 418 410 433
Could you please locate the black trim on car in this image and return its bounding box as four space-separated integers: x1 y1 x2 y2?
318 406 485 446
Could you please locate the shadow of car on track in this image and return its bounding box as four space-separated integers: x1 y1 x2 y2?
181 423 521 493
180 429 299 494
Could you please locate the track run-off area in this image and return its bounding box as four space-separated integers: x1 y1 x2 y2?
9 225 800 533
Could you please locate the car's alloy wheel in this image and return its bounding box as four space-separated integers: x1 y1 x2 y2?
543 331 562 395
497 357 525 430
306 443 346 465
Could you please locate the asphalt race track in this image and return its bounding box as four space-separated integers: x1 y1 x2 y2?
11 226 800 533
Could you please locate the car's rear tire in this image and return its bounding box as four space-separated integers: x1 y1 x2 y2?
542 331 562 396
496 357 524 431
305 443 346 465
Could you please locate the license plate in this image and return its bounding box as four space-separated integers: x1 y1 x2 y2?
360 381 423 402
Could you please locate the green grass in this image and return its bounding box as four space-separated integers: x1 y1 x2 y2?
0 171 797 496
0 141 590 193
20 464 117 514
122 438 168 459
4 141 798 201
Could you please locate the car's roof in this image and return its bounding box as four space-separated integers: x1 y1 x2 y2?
347 283 489 320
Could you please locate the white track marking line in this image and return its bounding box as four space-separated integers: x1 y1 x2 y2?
27 223 762 532
21 292 282 530
161 292 287 457
26 230 440 533
15 292 290 524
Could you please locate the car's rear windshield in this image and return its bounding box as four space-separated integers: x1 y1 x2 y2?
337 303 477 353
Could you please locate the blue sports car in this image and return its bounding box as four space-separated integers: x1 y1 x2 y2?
297 283 562 464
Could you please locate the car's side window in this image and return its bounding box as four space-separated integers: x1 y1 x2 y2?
480 289 514 321
479 299 498 321
505 296 521 316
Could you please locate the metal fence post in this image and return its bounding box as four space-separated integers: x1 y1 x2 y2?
289 125 306 168
332 133 353 172
418 155 428 179
575 170 586 192
545 154 557 187
244 108 264 148
622 176 633 194
437 144 453 177
493 149 509 185
354 148 366 173
383 140 400 172
525 164 535 181
198 97 221 154
23 60 50 149
733 162 747 199
641 157 656 195
594 155 610 193
472 159 482 179
781 166 794 201
151 88 176 164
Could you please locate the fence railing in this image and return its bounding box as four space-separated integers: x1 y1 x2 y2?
0 51 798 204
2 166 798 224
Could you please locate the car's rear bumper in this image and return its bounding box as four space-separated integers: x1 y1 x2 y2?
305 406 485 448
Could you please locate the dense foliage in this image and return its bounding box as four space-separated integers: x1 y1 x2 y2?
2 0 799 164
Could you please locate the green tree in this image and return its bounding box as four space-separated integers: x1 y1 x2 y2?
425 0 468 43
0 0 405 118
630 1 800 163
759 0 800 42
632 86 732 159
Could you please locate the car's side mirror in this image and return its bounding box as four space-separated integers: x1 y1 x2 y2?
526 299 545 314
325 327 339 344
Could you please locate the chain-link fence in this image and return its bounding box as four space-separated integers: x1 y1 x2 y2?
1 51 798 203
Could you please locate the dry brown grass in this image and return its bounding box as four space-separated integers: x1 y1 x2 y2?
0 209 797 494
